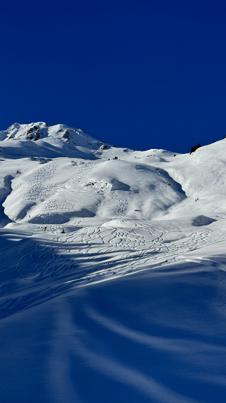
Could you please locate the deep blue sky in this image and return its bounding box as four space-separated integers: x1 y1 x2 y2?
1 0 226 152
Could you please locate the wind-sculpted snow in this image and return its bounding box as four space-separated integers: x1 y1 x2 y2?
1 252 226 403
1 122 226 402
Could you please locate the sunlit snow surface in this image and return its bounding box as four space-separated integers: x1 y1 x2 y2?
0 123 226 402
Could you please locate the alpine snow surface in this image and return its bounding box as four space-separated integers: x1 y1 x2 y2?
1 122 226 403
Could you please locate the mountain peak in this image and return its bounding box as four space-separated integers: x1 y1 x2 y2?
0 122 105 159
0 122 100 145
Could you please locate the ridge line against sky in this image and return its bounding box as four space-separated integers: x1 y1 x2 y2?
0 121 224 154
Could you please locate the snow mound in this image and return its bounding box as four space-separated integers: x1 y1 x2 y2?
2 157 186 224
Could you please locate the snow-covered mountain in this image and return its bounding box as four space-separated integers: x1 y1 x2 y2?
1 121 226 285
1 121 224 226
0 122 102 159
1 122 226 403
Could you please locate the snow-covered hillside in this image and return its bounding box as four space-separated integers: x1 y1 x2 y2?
1 122 226 402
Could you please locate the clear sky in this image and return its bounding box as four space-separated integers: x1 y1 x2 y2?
1 0 226 152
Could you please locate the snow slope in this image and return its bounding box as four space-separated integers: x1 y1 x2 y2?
1 122 226 402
